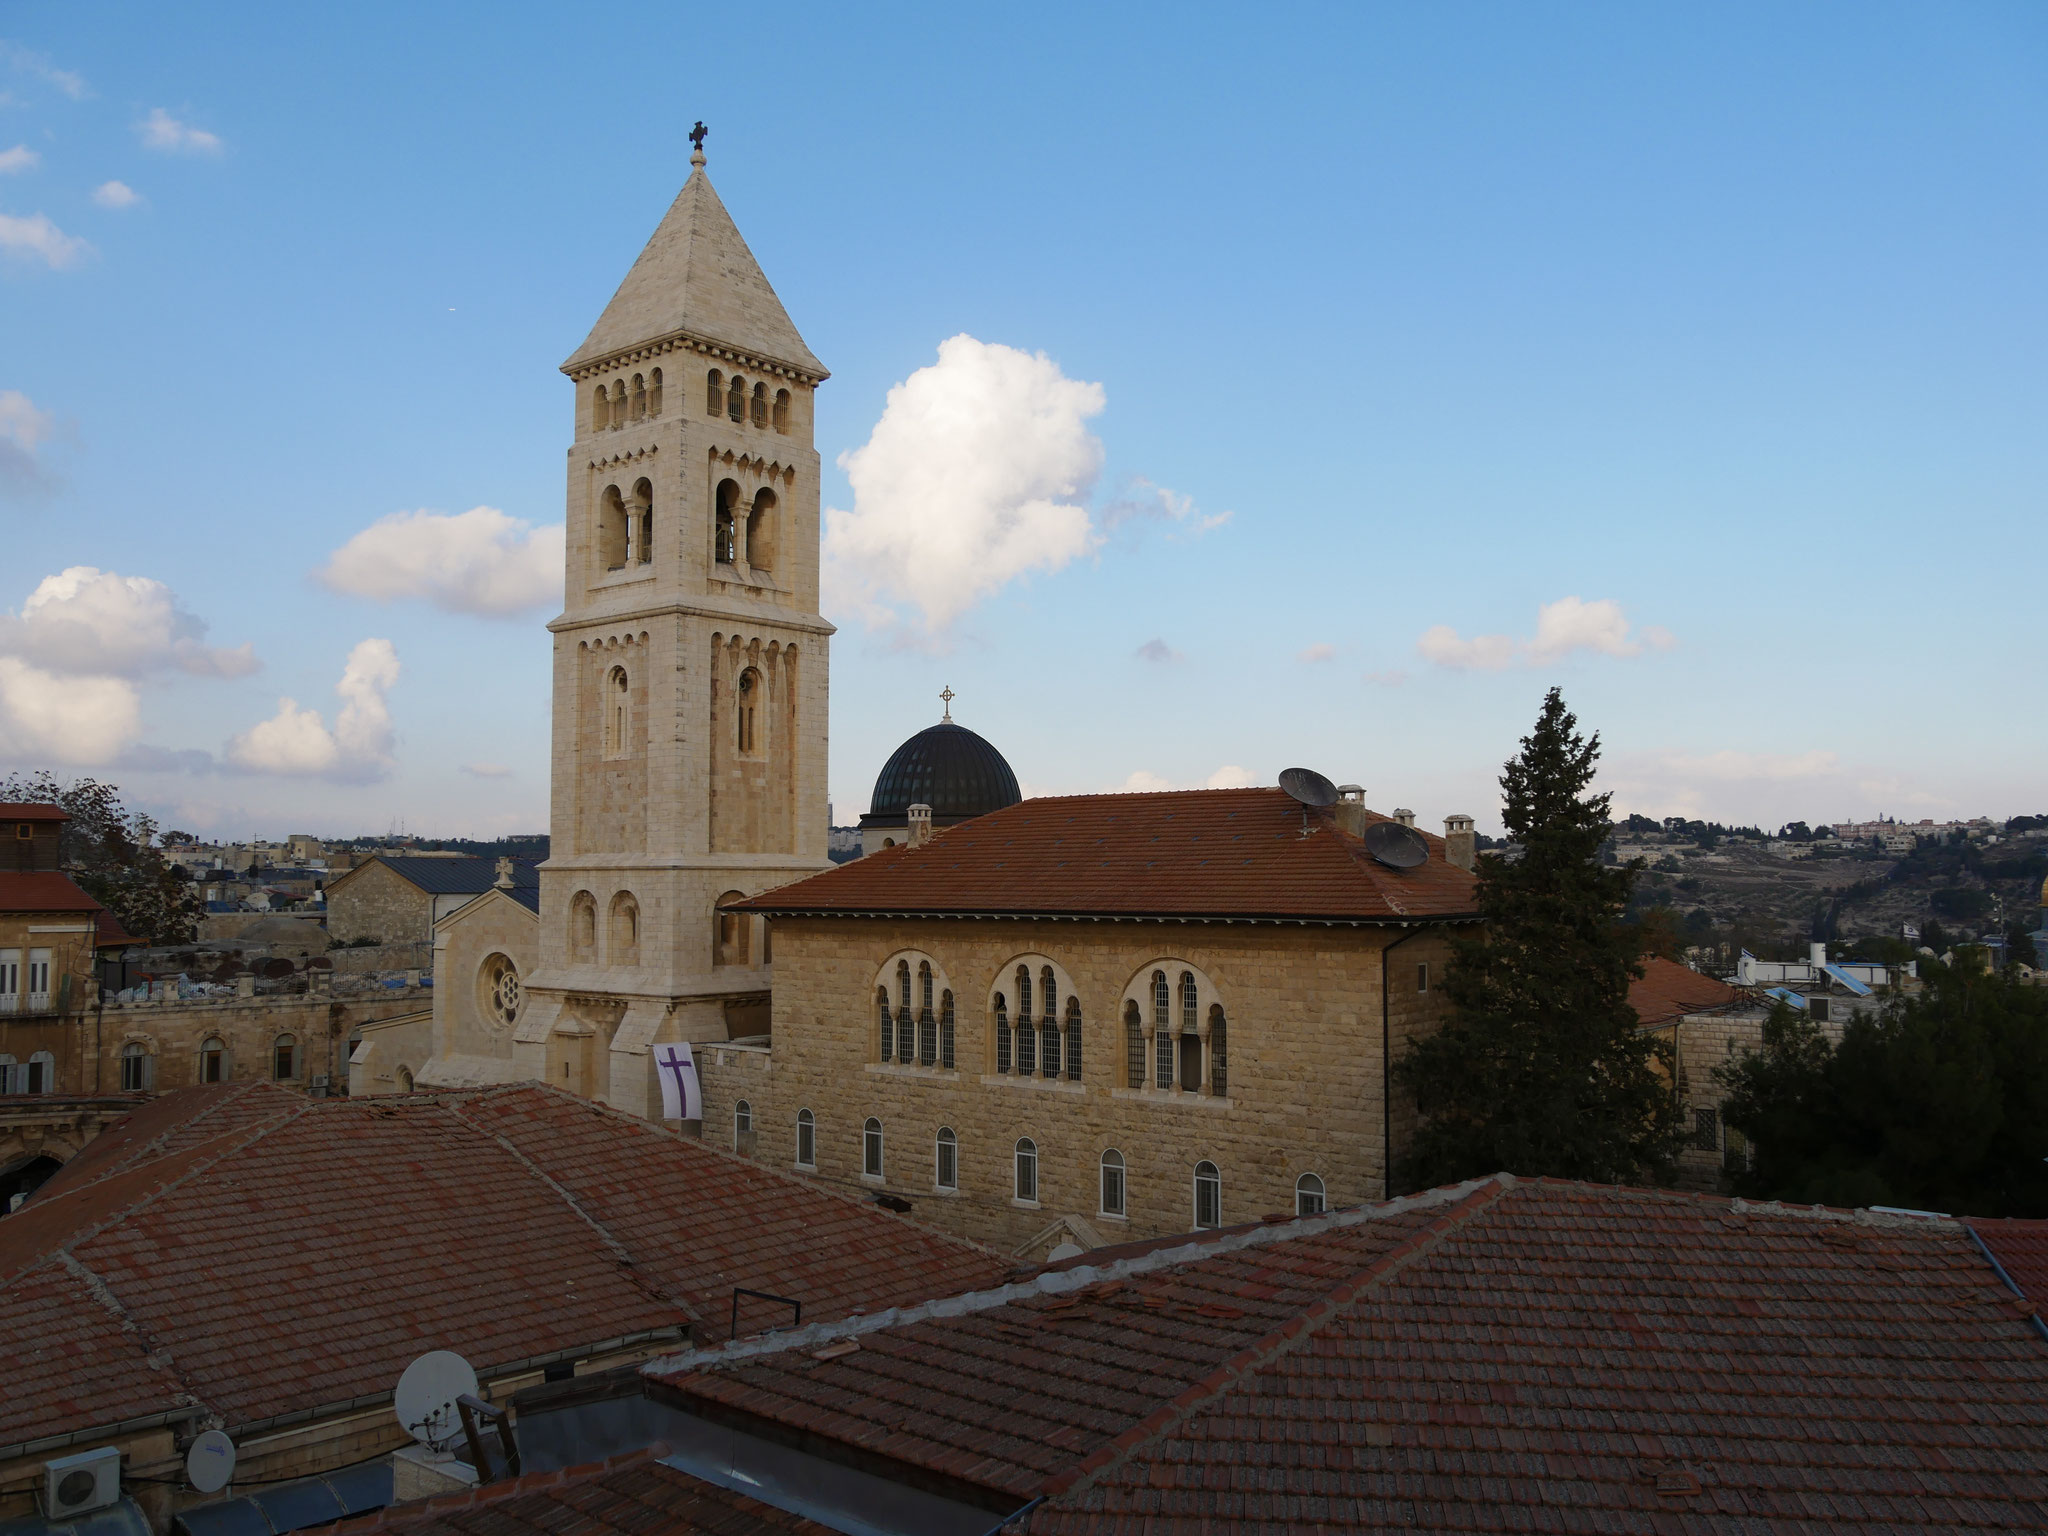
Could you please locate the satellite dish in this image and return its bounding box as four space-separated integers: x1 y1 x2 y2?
186 1431 236 1494
1364 821 1429 870
394 1350 478 1451
1047 1242 1084 1262
1278 768 1338 809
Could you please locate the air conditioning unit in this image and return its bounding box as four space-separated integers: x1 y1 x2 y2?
44 1446 121 1517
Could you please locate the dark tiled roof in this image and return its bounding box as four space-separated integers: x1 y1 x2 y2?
0 871 106 914
0 1085 1002 1449
339 858 540 897
644 1178 2048 1530
312 1449 834 1536
1629 955 1748 1025
1974 1219 2048 1306
738 789 1479 924
0 802 69 820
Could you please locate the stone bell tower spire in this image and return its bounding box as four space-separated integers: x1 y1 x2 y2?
511 133 834 1116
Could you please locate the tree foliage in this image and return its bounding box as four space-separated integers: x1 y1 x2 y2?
1395 689 1685 1188
1716 963 2048 1216
0 771 198 946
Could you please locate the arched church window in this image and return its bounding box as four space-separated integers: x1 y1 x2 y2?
877 986 893 1062
940 990 955 1070
772 388 790 433
745 488 777 573
935 1126 957 1190
1209 1003 1228 1096
1152 971 1173 1088
598 485 629 571
1039 965 1060 1079
629 477 654 565
1124 1000 1144 1088
715 480 739 565
592 384 611 433
750 381 768 427
736 667 760 755
647 367 663 416
603 666 630 759
863 1117 884 1179
609 893 640 966
570 892 598 960
714 891 750 967
1014 1138 1038 1203
629 373 647 422
479 952 522 1030
994 994 1010 1074
918 961 936 1067
706 368 723 416
611 380 627 427
200 1036 226 1084
1193 1161 1222 1229
1064 997 1082 1081
1100 1149 1126 1216
795 1107 815 1168
727 374 746 422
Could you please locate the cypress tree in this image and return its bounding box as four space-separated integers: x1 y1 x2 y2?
1395 688 1683 1187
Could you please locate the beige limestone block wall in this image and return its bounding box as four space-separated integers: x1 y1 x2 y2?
695 915 1459 1254
326 862 434 946
101 988 431 1093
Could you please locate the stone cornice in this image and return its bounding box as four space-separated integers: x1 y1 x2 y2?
548 598 836 638
560 327 828 387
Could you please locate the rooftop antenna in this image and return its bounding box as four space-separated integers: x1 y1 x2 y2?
1278 767 1338 837
394 1350 478 1453
1364 819 1429 870
185 1430 236 1494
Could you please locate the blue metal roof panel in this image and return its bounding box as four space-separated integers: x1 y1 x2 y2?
370 857 539 896
1822 964 1875 997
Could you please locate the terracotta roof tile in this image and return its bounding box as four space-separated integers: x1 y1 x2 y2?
0 871 109 915
1628 955 1748 1026
1973 1219 2048 1307
735 789 1479 924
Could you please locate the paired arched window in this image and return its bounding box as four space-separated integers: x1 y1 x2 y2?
706 368 724 415
592 383 611 433
990 957 1078 1080
1100 1148 1126 1217
1193 1160 1222 1229
272 1034 299 1082
935 1126 958 1191
772 388 791 433
1014 1137 1038 1203
1296 1172 1326 1216
862 1116 884 1179
119 1040 153 1092
602 667 630 759
714 480 739 565
795 1107 816 1168
627 477 653 565
727 374 746 422
2 1050 56 1093
200 1036 226 1084
750 381 768 428
736 667 760 754
1126 962 1227 1097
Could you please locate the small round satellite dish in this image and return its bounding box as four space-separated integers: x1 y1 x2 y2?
1364 820 1429 869
185 1430 236 1494
1046 1242 1084 1262
1278 768 1339 808
394 1350 478 1450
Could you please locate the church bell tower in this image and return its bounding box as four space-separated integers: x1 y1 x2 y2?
514 132 833 1114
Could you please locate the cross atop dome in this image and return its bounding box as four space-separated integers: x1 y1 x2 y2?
940 685 955 723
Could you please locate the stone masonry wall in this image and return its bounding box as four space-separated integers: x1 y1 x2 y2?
326 862 434 946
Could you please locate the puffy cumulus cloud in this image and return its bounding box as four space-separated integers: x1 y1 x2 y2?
0 566 256 679
1119 764 1258 793
91 180 139 209
1298 642 1337 663
227 639 400 781
0 144 38 174
1418 597 1673 671
1134 638 1182 663
0 658 142 764
0 389 56 494
139 108 221 155
318 506 564 617
823 335 1104 639
0 211 91 269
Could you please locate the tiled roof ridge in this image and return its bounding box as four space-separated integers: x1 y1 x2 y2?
441 1099 696 1322
52 1235 213 1424
645 1176 1506 1380
1518 1172 1975 1231
312 1443 673 1535
52 1083 297 1199
1036 1177 1515 1502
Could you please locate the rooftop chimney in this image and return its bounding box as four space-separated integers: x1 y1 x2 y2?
907 804 933 848
1393 808 1416 828
1443 814 1476 872
1333 784 1367 839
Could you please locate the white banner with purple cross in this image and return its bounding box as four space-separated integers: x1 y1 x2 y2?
652 1040 701 1121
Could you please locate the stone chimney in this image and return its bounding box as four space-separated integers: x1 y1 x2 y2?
907 804 933 847
1332 784 1367 839
494 856 515 890
1443 815 1476 872
1393 808 1416 828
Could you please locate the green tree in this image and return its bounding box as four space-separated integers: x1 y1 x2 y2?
0 771 199 945
1394 689 1684 1188
2007 923 2040 970
1717 963 2048 1216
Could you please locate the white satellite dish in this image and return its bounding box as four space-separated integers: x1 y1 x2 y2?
186 1430 236 1494
394 1350 478 1451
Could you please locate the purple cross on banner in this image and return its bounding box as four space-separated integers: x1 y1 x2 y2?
653 1041 701 1120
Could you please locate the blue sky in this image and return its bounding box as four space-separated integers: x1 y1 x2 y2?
3 3 2043 840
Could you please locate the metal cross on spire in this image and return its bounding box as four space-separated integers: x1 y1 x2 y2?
939 686 955 723
689 120 708 167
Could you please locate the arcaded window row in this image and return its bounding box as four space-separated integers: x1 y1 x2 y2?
704 370 791 433
590 368 664 432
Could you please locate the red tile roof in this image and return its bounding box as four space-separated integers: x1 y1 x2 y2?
641 1177 2048 1530
1973 1218 2048 1307
1628 954 1748 1025
312 1448 834 1536
0 802 69 821
0 871 107 914
736 789 1480 924
94 909 139 948
0 1084 1003 1451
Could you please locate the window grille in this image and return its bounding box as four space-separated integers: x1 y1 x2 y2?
1295 1172 1325 1216
863 1117 883 1179
936 1127 958 1191
1209 1006 1228 1097
897 962 915 1063
1017 1011 1036 1077
1193 1161 1221 1229
120 1043 150 1092
1041 1016 1060 1078
1018 966 1032 1019
796 1108 815 1168
1100 1149 1126 1216
735 1099 753 1133
1691 1106 1719 1152
1065 998 1082 1081
1015 1138 1038 1203
1180 972 1197 1033
1155 1026 1174 1089
940 992 955 1070
995 997 1011 1073
878 988 893 1062
1124 1003 1145 1088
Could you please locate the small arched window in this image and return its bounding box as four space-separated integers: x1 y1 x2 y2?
1193 1161 1222 1229
796 1107 816 1168
935 1126 958 1191
877 986 893 1063
1124 1000 1145 1088
598 484 629 570
940 990 955 1071
592 383 611 433
629 373 647 422
727 374 746 422
895 959 914 1063
397 1065 414 1092
706 368 724 415
750 381 768 427
745 487 778 573
714 891 750 967
1040 965 1061 1079
735 1098 753 1142
1180 971 1198 1032
715 480 740 565
629 477 654 565
272 1033 298 1081
647 367 663 416
1014 1138 1038 1203
1152 971 1174 1088
736 667 760 754
603 666 630 759
571 892 598 959
1100 1149 1126 1217
1296 1172 1326 1216
119 1040 152 1092
200 1036 226 1084
772 388 791 433
609 893 639 965
862 1116 884 1179
611 379 627 425
1064 997 1083 1082
993 994 1011 1074
1209 1004 1228 1097
917 962 937 1067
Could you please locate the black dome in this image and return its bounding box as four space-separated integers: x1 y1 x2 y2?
862 721 1021 826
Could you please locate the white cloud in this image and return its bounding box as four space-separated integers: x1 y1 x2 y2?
1418 597 1673 671
139 108 222 155
318 506 564 616
0 657 141 764
1601 747 1851 824
460 762 513 779
0 211 91 269
1119 764 1259 793
1134 637 1182 663
1298 642 1337 663
1205 764 1257 789
823 334 1105 639
1120 769 1177 793
0 389 55 492
91 180 139 209
0 43 88 100
0 566 257 679
1101 476 1231 538
0 145 38 174
227 639 400 781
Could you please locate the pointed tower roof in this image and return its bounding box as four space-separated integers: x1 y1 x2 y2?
562 161 825 379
